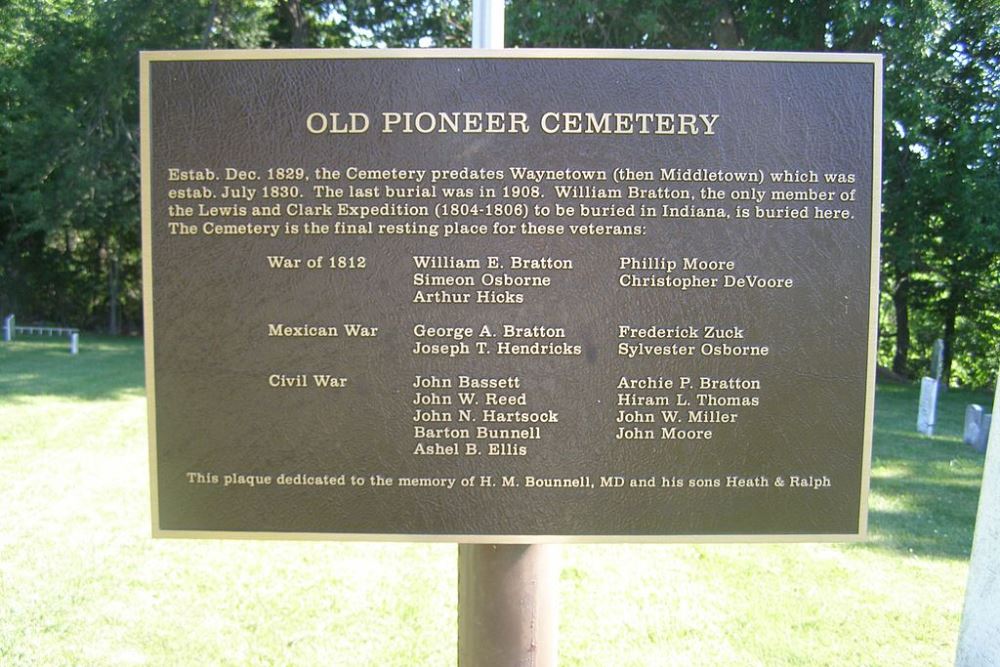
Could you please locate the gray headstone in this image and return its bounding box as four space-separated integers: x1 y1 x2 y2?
956 371 1000 664
965 404 985 447
2 314 13 342
917 377 939 436
974 415 993 454
931 338 945 380
69 332 79 356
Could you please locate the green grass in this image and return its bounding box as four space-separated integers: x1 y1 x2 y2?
0 337 994 666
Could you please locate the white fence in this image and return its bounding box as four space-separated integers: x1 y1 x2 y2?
3 315 79 354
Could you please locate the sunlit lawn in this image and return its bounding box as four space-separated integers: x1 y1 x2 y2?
0 338 992 665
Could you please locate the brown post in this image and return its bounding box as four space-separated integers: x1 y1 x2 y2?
459 3 560 666
458 544 560 666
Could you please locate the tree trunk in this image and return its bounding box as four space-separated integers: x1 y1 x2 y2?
108 246 120 336
942 288 961 387
708 0 742 49
280 0 309 48
892 275 910 376
201 0 219 47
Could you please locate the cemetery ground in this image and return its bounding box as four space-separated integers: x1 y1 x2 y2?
0 338 992 666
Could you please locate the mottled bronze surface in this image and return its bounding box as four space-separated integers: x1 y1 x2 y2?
142 50 881 541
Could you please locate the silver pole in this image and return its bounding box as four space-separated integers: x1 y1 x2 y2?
472 0 505 49
459 3 560 666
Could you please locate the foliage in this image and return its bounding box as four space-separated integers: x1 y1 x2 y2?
879 1 1000 387
0 0 227 333
0 0 997 385
342 0 469 47
0 0 463 335
506 1 1000 388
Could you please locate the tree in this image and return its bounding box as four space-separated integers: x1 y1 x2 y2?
929 3 999 386
1 0 996 385
879 0 1000 384
0 1 275 332
0 0 469 333
507 0 999 386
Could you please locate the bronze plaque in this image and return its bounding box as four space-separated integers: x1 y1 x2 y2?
141 50 881 541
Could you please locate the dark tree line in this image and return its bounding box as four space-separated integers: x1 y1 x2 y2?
1 1 997 386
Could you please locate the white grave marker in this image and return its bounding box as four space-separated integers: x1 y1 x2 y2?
965 404 985 447
956 369 1000 664
917 377 939 436
976 415 992 454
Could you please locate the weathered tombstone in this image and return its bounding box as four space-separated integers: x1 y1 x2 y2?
3 314 13 342
930 338 945 380
965 404 984 447
975 414 992 454
69 332 79 356
917 377 939 436
956 371 1000 664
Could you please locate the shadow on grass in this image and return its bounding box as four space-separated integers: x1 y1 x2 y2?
866 475 980 560
857 383 990 561
0 336 145 402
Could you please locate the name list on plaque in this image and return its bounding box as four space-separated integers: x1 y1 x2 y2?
142 50 881 541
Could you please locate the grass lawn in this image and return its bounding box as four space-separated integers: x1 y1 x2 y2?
0 337 993 666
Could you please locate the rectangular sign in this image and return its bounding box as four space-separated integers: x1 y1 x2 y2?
141 49 881 542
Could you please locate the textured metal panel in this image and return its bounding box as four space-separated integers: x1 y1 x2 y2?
142 50 881 541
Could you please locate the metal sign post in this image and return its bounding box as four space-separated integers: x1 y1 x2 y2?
472 0 504 51
457 4 560 665
458 542 559 666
